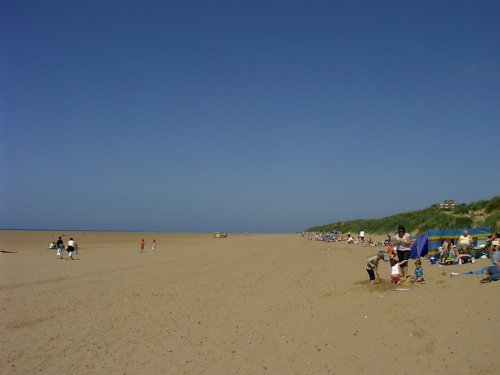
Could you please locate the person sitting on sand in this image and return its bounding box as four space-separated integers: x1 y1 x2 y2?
439 244 458 265
347 233 354 244
440 239 453 262
456 230 473 253
485 233 499 258
410 259 425 282
481 240 500 283
366 251 385 286
458 245 474 264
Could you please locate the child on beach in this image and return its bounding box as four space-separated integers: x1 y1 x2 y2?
151 239 157 252
366 251 385 286
440 239 452 262
57 242 65 259
390 254 408 284
140 239 145 253
411 259 425 282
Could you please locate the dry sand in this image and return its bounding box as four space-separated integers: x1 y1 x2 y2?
0 230 497 374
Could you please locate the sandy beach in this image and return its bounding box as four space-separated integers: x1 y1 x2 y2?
0 230 497 374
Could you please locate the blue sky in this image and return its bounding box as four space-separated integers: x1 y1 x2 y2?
1 0 499 233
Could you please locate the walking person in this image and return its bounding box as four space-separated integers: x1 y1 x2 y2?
67 237 75 260
56 236 64 259
151 239 157 253
140 239 145 253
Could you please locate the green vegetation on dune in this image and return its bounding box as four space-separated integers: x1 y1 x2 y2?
305 196 499 235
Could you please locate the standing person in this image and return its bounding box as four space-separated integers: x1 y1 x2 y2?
394 225 412 278
67 237 75 260
140 239 145 253
56 236 64 259
366 251 385 286
359 230 365 242
151 239 157 253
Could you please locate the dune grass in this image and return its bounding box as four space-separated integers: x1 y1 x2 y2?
306 196 499 235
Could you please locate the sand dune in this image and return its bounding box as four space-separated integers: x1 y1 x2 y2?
0 231 497 374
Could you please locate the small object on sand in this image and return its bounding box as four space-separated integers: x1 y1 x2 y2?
451 272 459 277
442 271 447 275
392 288 411 291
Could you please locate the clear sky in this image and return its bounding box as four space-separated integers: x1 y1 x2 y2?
1 0 499 233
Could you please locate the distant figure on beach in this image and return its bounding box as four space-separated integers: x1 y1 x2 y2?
485 233 499 258
56 236 64 259
384 234 391 246
394 225 412 278
347 233 354 244
366 251 385 286
140 239 145 253
359 230 365 242
57 240 65 259
152 239 157 252
67 237 75 260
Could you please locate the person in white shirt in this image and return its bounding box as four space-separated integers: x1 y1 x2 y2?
457 230 473 253
394 225 412 278
67 238 75 260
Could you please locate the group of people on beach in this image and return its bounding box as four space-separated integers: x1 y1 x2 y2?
140 239 157 253
310 230 371 244
366 225 500 285
366 225 422 286
438 230 476 265
49 236 78 260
